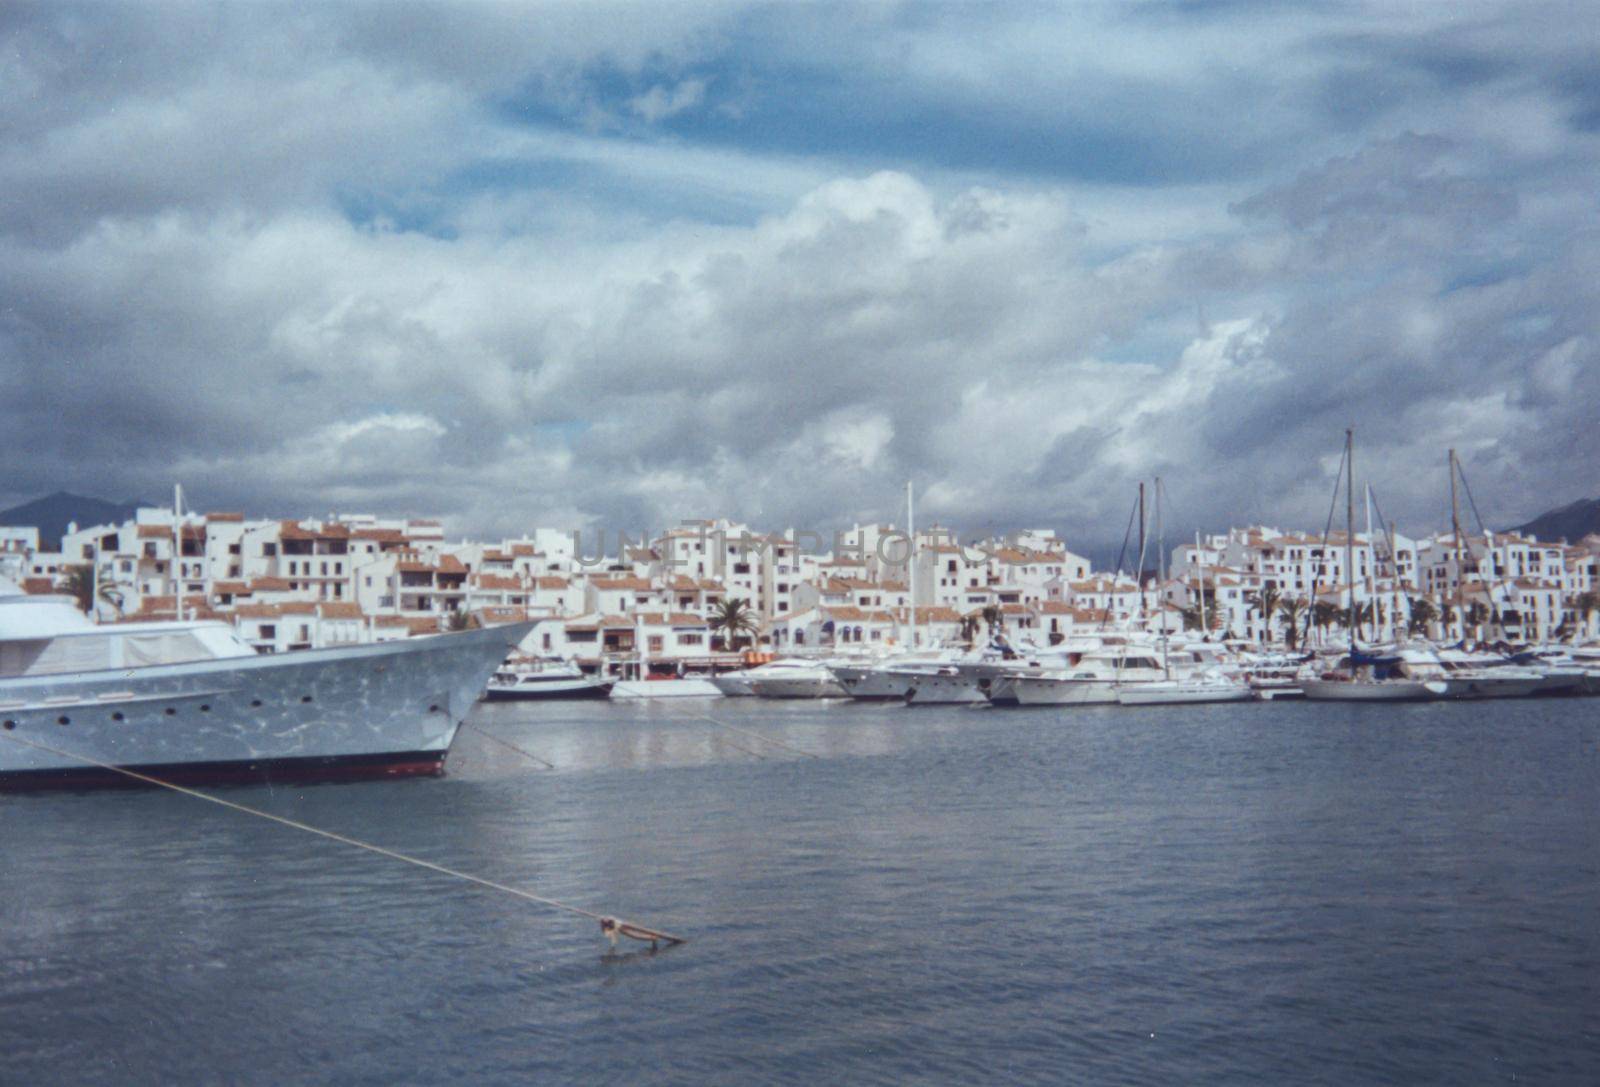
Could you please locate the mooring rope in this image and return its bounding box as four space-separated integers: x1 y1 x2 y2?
0 731 684 946
461 722 556 769
676 708 822 760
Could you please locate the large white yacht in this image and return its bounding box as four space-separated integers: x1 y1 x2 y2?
484 656 612 700
743 658 849 699
0 577 530 790
1002 647 1170 705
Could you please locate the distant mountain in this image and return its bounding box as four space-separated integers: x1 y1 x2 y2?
1513 497 1600 543
0 491 146 550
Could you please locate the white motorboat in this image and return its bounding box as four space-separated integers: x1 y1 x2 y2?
1300 651 1442 702
1395 647 1542 700
484 657 611 700
0 576 530 790
833 651 989 704
609 678 723 699
1007 648 1169 706
744 659 849 699
1116 676 1254 705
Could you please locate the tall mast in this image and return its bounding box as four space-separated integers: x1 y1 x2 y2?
1195 530 1208 636
1448 449 1466 639
1364 483 1376 640
1136 481 1147 620
173 483 184 624
1156 478 1169 677
906 480 916 648
1345 429 1356 649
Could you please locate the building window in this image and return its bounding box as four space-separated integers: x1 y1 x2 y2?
648 635 664 653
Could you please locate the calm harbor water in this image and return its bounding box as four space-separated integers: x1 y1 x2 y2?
4 697 1598 1085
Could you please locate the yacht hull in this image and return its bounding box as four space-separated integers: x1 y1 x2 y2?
747 677 848 699
0 623 532 790
1300 678 1439 702
903 673 988 705
483 677 611 700
1117 683 1254 706
1009 677 1120 705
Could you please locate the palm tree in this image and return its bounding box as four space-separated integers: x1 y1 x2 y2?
1311 600 1342 642
1179 603 1205 632
981 603 1002 635
442 608 478 632
958 614 982 643
1353 601 1377 642
60 564 122 617
1277 597 1306 650
1250 585 1281 644
60 564 95 613
1569 590 1600 642
1465 601 1490 640
1407 596 1437 638
710 597 760 650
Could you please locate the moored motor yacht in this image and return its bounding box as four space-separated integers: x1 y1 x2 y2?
744 658 849 699
483 657 612 700
0 576 531 790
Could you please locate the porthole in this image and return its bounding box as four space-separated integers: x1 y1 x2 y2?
428 704 442 713
250 699 262 707
200 704 211 712
111 712 125 722
300 695 313 704
2 720 14 730
56 715 70 726
164 708 177 716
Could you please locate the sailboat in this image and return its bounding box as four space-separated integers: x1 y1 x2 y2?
1301 430 1442 702
1115 478 1252 705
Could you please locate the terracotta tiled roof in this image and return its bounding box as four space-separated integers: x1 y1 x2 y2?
535 576 569 590
317 602 365 619
474 573 523 591
475 606 529 625
590 576 652 591
136 524 172 539
204 512 244 522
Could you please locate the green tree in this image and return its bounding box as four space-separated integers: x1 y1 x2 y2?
1407 596 1437 638
1277 597 1307 651
981 603 1002 634
710 597 760 650
442 608 478 632
1250 585 1281 643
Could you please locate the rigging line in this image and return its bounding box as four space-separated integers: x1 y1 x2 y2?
1100 491 1142 632
1452 459 1510 626
1308 440 1348 644
677 707 822 760
0 730 685 944
461 722 556 770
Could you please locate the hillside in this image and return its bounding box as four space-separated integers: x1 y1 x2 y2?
0 491 145 550
1514 496 1600 543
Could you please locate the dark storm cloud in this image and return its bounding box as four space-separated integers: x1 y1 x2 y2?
3 2 1598 547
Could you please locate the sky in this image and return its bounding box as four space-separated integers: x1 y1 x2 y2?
3 1 1598 550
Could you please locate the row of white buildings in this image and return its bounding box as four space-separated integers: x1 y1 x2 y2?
4 507 1598 662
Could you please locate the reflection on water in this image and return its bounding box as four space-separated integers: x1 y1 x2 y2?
3 697 1598 1085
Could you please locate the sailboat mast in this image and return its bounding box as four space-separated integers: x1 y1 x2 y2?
173 483 184 624
1448 449 1466 638
1195 530 1208 635
906 480 916 648
1156 478 1169 678
1345 429 1356 648
1137 481 1147 619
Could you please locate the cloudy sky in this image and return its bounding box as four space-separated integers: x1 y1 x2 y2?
3 1 1598 549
